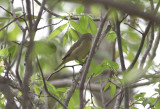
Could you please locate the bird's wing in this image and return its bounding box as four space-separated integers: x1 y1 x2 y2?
62 39 82 60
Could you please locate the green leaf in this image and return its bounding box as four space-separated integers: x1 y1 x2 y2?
63 31 69 47
107 31 116 42
70 20 85 34
46 81 59 97
88 17 97 35
134 93 146 100
107 60 119 70
48 23 67 40
109 83 116 98
57 88 67 93
142 98 150 107
104 82 111 91
122 38 128 54
34 40 56 55
69 28 79 41
8 45 19 60
87 60 109 78
0 48 9 58
79 15 89 30
34 84 40 94
68 90 79 109
76 5 84 14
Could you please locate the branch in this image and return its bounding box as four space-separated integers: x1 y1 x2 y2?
0 77 18 109
79 11 109 109
9 0 24 31
0 14 25 31
88 0 160 24
34 0 100 21
63 73 81 108
26 0 33 31
128 22 152 70
0 6 13 15
34 0 46 29
124 23 143 34
149 27 160 61
105 89 124 108
116 20 126 71
15 28 27 86
147 95 160 109
128 0 160 70
37 18 64 30
37 57 68 109
139 0 159 68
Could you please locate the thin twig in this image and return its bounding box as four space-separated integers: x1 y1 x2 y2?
34 0 46 29
127 21 152 70
105 89 124 108
124 22 143 34
84 73 94 102
9 0 24 31
15 28 27 86
47 64 81 81
120 14 128 23
34 0 100 21
37 19 64 30
37 57 68 109
0 6 13 15
149 26 160 61
147 95 160 109
140 0 155 68
0 14 25 31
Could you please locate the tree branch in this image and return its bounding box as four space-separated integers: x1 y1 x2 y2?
79 11 109 109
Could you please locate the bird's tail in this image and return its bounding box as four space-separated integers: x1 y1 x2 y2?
55 62 64 70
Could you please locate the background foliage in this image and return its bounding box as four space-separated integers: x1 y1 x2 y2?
0 0 160 109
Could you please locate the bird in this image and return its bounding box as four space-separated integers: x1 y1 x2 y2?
55 33 92 70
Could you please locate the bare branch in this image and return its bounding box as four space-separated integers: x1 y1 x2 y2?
88 0 160 24
34 0 100 21
0 14 25 31
79 11 110 109
37 19 64 30
124 22 143 34
34 0 46 29
37 57 68 109
9 0 24 31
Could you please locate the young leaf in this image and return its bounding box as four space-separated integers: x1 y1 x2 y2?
104 82 111 91
109 83 116 98
76 5 84 14
63 31 69 47
0 48 9 58
107 31 116 42
122 38 128 54
70 20 85 34
107 60 119 70
88 17 97 35
46 81 59 97
69 28 79 41
79 15 89 30
48 23 67 40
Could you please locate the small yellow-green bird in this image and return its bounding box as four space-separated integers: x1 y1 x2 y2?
55 33 92 70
